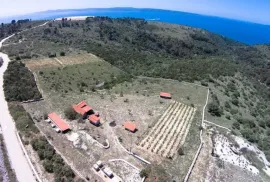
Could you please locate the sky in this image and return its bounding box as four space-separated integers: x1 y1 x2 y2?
0 0 269 24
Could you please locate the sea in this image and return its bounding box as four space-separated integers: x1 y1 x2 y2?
3 8 270 45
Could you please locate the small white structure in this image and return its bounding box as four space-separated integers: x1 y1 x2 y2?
96 161 103 168
102 167 113 178
55 128 60 133
45 119 51 123
51 124 56 128
93 164 99 171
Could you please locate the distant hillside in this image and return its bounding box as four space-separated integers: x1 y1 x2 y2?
1 8 270 44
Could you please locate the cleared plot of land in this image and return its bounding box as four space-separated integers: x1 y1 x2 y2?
24 53 103 71
139 101 196 158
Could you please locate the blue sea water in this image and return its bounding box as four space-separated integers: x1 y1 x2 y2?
10 8 270 45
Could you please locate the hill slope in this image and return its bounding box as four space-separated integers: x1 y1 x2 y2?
2 17 270 162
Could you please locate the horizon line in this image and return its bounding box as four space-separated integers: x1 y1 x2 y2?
0 7 270 26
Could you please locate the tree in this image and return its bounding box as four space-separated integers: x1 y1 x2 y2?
178 147 184 156
60 52 65 56
208 102 223 117
64 107 79 120
232 122 240 130
140 168 151 178
43 160 54 173
11 20 16 24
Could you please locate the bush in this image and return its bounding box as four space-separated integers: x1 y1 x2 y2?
140 168 151 178
208 102 223 117
232 122 240 130
43 160 54 173
64 107 79 120
178 147 184 156
60 52 65 56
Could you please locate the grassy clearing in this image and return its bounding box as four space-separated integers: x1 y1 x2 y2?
37 61 131 94
24 52 103 71
111 77 208 109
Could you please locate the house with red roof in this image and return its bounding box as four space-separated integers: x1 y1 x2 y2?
88 114 100 126
124 121 136 133
48 113 70 133
73 100 93 118
160 92 172 99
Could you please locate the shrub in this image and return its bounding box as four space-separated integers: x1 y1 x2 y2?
201 81 208 87
43 160 54 173
178 147 184 156
232 122 240 130
231 98 239 106
64 107 79 120
140 168 151 178
208 102 223 117
60 52 65 56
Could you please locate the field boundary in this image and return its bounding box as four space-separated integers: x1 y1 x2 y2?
204 120 231 131
184 88 209 182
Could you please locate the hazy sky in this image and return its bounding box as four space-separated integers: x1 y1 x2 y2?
0 0 269 24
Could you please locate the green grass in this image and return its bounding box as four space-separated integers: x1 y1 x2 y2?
111 77 208 109
38 61 131 94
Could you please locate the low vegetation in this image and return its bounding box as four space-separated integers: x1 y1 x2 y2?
4 61 42 102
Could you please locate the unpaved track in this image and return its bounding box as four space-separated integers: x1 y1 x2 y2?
0 22 48 182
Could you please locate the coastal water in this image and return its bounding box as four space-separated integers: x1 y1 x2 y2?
17 8 270 45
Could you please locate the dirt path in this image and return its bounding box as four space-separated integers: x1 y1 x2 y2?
0 22 48 182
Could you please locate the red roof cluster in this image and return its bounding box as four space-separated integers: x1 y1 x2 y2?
48 113 70 132
160 92 172 99
73 101 92 115
124 121 136 132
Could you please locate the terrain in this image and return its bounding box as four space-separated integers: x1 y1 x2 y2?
1 17 270 182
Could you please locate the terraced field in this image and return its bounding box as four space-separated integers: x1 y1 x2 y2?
139 101 196 158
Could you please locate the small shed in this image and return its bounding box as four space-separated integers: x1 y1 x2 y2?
160 92 172 99
88 114 100 126
124 122 136 133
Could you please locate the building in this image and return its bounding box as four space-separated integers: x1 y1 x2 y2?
124 121 137 133
160 92 172 99
88 114 100 126
48 113 70 133
73 100 93 118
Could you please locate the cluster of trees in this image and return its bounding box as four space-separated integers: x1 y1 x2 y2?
31 137 75 181
8 102 39 137
4 61 42 101
0 19 31 38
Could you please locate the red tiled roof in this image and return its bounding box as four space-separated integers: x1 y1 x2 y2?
73 100 92 115
88 114 100 124
48 113 70 131
124 122 136 132
160 92 172 98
